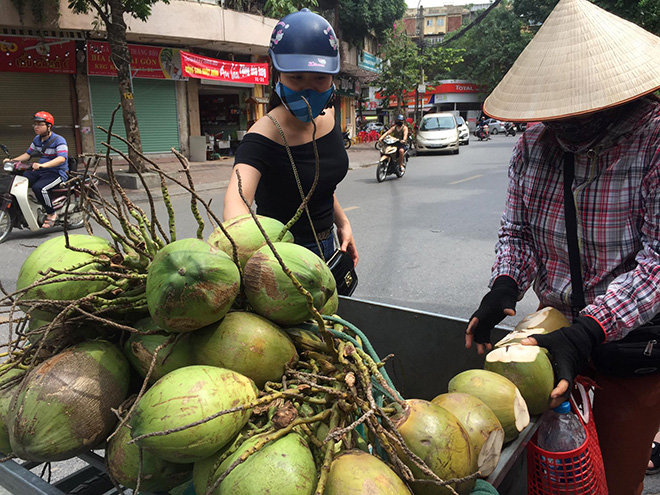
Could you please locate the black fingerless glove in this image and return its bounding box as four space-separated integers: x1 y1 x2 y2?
470 276 519 344
531 316 605 391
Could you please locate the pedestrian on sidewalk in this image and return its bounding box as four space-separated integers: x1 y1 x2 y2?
463 1 660 493
222 8 358 265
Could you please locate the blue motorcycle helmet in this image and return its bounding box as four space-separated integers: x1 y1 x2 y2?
269 8 340 75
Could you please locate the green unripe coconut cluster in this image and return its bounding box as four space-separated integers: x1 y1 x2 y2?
130 365 257 463
207 214 294 268
244 242 336 326
146 238 241 333
16 235 117 320
8 340 130 461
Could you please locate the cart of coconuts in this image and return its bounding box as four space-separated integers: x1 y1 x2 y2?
0 144 564 495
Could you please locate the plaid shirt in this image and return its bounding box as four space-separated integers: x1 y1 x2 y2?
491 98 660 341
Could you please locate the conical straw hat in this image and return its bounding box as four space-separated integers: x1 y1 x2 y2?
483 0 660 122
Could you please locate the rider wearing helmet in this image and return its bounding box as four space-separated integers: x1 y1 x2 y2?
223 8 358 266
2 111 68 228
379 114 409 172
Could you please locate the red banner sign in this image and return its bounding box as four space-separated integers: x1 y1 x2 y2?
86 41 186 80
0 37 75 74
180 50 268 85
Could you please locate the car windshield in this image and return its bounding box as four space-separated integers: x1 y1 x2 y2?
456 117 465 125
420 116 455 131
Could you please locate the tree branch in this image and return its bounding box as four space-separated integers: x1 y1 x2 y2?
442 0 504 46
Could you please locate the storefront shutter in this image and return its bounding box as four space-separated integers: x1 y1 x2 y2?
89 76 179 154
0 72 76 160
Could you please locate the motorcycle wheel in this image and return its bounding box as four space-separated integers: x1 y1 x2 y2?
0 210 13 244
65 209 87 230
376 161 388 182
344 138 351 149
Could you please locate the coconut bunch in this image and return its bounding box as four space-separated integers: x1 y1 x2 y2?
0 119 533 494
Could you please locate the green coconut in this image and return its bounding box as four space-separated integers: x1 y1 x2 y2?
484 344 554 415
8 340 130 461
207 214 294 268
0 368 26 454
495 307 569 347
324 449 412 495
123 317 195 384
193 432 315 495
106 423 192 491
394 399 476 495
448 369 530 443
431 392 504 477
192 311 298 389
130 365 257 463
321 289 339 315
146 238 241 333
16 235 116 320
243 242 336 326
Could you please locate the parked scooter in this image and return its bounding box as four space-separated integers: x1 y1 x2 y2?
504 122 517 137
0 144 90 243
476 123 490 141
376 135 408 182
342 130 351 149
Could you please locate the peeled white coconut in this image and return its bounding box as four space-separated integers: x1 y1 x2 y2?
448 369 530 443
495 307 569 347
484 344 554 415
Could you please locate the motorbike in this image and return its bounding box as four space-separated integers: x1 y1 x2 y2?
475 123 490 141
342 130 351 149
504 122 517 137
0 144 90 243
376 135 408 183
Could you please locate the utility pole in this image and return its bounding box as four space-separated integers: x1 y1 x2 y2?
415 3 424 127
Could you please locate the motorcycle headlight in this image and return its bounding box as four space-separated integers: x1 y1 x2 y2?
3 162 13 172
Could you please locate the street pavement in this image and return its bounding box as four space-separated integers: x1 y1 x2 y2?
94 140 381 202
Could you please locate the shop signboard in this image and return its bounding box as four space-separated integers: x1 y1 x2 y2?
180 50 268 85
87 41 186 80
427 82 486 94
358 51 381 73
0 37 75 74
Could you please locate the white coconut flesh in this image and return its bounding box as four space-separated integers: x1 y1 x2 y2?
486 344 542 364
513 307 570 333
513 387 530 431
478 429 505 477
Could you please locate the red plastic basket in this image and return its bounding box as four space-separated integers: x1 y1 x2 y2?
527 378 607 495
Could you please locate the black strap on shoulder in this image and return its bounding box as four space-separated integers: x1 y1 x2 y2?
563 152 586 314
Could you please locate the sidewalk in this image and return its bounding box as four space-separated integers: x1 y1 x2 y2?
97 141 380 202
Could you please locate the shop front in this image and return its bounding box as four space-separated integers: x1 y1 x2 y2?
335 75 357 136
426 80 486 130
180 51 268 160
86 41 184 156
0 36 79 159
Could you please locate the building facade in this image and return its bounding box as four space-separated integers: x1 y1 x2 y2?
0 0 368 162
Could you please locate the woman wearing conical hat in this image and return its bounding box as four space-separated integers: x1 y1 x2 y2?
464 0 660 493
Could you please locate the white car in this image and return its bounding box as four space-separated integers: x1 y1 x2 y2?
364 122 385 133
456 116 469 145
415 113 460 154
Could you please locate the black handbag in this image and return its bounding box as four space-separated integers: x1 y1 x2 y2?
327 249 358 296
563 152 660 376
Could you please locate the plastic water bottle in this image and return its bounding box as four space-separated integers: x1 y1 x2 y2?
536 401 587 489
537 401 587 452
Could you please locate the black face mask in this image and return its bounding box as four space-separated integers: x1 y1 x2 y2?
395 122 403 126
543 105 622 151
